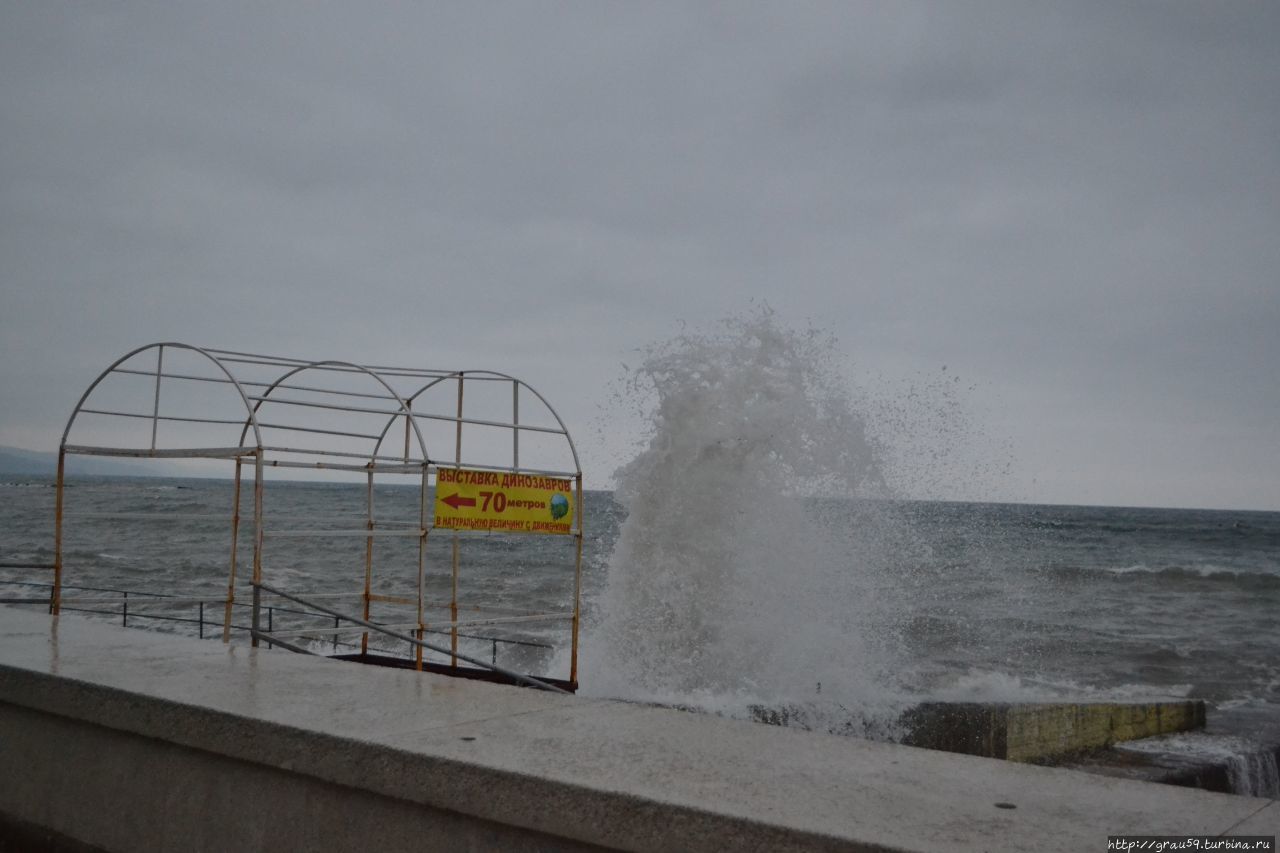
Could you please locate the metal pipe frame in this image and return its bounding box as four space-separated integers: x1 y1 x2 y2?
223 458 242 642
264 528 426 538
450 376 464 666
63 512 231 521
63 445 257 459
53 341 585 688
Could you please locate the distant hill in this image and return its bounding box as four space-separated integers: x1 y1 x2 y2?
0 446 163 478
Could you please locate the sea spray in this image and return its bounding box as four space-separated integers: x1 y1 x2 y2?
582 310 910 731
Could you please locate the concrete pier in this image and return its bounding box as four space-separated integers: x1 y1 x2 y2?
0 607 1275 852
899 700 1207 762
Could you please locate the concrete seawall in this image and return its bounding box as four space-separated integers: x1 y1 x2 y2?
0 607 1275 852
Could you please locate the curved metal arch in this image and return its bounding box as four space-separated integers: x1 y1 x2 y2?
369 370 581 473
238 359 431 465
61 341 263 449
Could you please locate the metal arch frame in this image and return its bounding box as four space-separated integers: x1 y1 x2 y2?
376 369 582 474
237 358 432 462
60 341 265 450
240 359 434 655
55 343 264 619
49 342 586 687
376 370 585 680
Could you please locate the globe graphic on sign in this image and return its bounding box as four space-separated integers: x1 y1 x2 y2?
549 493 569 520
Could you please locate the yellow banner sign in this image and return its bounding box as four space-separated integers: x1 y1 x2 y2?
433 467 575 535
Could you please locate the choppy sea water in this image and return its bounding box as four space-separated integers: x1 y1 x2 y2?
2 476 1276 717
4 473 1279 795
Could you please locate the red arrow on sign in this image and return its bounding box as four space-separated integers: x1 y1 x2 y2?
441 493 476 509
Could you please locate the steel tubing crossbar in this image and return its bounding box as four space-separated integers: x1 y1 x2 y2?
88 595 230 607
408 410 567 435
211 354 450 381
425 612 573 630
64 512 229 521
366 593 416 604
261 514 417 525
6 595 225 607
436 460 579 478
229 589 365 600
262 459 425 474
63 444 256 459
254 582 569 694
202 353 320 369
111 368 234 385
77 408 249 426
258 445 426 464
246 395 408 417
364 366 514 381
264 528 425 538
202 347 436 370
112 368 406 403
434 527 581 542
256 421 383 441
241 380 397 400
448 602 564 616
249 393 566 436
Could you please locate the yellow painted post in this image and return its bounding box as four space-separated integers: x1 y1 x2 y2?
570 473 584 685
52 449 65 615
416 465 428 671
250 449 264 648
222 458 243 642
362 468 375 656
451 376 463 668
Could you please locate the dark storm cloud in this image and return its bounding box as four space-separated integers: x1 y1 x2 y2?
1 2 1277 508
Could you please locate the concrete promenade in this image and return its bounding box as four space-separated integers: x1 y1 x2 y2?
0 607 1275 852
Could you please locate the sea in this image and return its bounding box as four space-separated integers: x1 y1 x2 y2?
2 313 1277 795
2 479 1276 736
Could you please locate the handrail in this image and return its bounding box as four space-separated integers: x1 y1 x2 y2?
0 580 551 653
253 582 570 694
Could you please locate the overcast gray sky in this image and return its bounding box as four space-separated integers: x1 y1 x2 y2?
2 3 1277 510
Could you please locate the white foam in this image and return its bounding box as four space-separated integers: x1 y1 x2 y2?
1101 563 1274 579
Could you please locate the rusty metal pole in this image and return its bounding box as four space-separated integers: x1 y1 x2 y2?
222 457 243 642
52 449 66 615
362 467 375 656
570 472 584 685
450 375 463 668
512 380 519 470
416 465 428 671
250 448 264 648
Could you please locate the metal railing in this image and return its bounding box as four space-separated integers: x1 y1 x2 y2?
0 579 554 666
250 582 569 694
0 579 340 646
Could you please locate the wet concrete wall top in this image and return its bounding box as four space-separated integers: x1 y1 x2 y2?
0 606 1275 852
